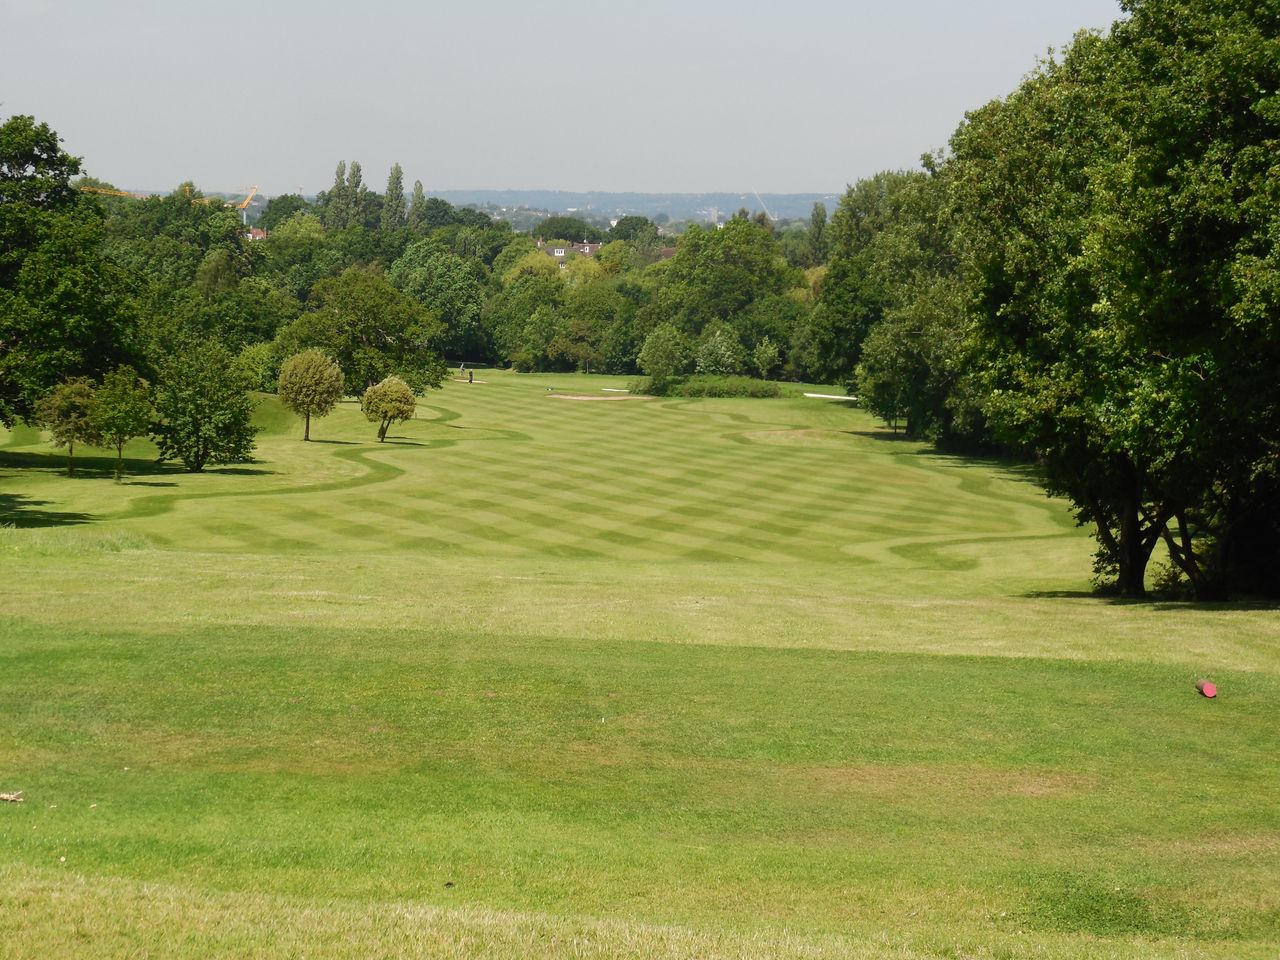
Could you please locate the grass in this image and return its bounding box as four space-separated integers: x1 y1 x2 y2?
1 369 1277 958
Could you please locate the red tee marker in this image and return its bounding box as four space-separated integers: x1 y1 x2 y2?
1196 679 1217 698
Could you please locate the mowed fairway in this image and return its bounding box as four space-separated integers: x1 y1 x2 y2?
1 371 1277 959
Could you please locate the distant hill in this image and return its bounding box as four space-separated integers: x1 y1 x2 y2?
428 190 839 225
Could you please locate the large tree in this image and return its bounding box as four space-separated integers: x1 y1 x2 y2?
0 115 137 425
388 239 486 360
276 266 446 393
381 163 406 231
152 340 258 472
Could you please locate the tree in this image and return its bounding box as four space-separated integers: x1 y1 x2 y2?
807 202 828 263
321 161 351 231
32 378 99 477
658 219 798 337
534 215 603 243
0 115 137 425
695 326 745 376
948 30 1165 595
388 239 486 360
258 194 311 232
361 375 415 441
381 163 406 231
153 340 258 472
91 366 152 481
609 216 655 242
277 349 344 441
406 180 428 232
751 337 780 379
637 324 691 390
275 266 446 393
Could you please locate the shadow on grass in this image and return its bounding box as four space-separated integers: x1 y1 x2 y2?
0 450 275 479
0 450 178 481
0 493 97 528
305 439 357 445
204 465 276 476
846 430 922 443
1023 589 1280 611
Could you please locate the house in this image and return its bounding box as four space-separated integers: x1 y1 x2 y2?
535 238 604 266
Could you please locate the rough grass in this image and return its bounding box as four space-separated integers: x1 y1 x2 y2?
1 369 1277 958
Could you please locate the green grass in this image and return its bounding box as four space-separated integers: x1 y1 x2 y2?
1 370 1277 958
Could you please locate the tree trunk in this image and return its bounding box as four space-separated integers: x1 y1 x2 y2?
304 411 311 441
67 441 74 478
115 443 124 483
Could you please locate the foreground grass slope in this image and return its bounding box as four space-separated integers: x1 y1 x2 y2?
2 371 1277 958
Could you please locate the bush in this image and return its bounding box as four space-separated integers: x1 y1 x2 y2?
633 375 782 398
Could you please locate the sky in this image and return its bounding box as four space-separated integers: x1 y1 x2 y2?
1 0 1123 197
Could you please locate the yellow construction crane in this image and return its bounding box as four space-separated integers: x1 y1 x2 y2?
77 185 152 200
235 186 260 223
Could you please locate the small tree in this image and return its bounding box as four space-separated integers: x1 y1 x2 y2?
277 349 344 441
92 366 152 482
751 337 780 379
361 375 416 442
696 327 745 376
32 378 100 477
637 324 691 390
153 340 258 472
233 342 279 393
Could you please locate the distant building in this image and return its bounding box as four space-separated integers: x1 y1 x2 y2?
536 238 604 265
246 227 268 241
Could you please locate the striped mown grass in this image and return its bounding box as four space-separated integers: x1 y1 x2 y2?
1 370 1277 958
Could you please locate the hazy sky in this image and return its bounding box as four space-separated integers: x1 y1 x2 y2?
1 0 1123 196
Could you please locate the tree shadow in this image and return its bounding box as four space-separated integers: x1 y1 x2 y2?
204 465 276 476
306 439 357 445
0 493 97 528
846 430 921 443
1022 589 1280 611
0 450 179 480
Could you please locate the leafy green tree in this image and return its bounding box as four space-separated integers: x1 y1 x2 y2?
276 266 446 393
406 180 428 232
91 366 152 481
695 325 745 376
277 349 344 441
948 30 1161 594
381 163 406 231
658 219 797 337
812 171 922 383
807 202 828 263
388 239 486 360
153 340 258 472
751 337 780 379
361 375 415 441
233 341 280 393
638 324 691 389
535 215 603 243
609 216 654 242
33 378 100 476
258 194 311 232
321 161 351 231
0 115 137 425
